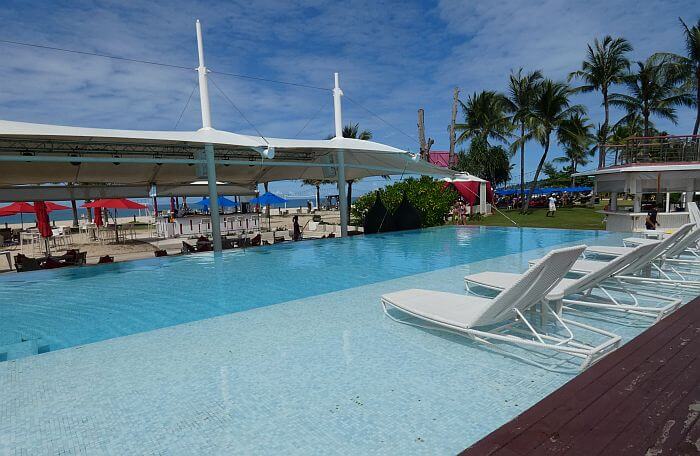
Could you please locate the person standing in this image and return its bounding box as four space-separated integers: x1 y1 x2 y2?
547 194 557 217
645 207 660 230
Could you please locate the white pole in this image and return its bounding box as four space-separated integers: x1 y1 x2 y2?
665 192 671 212
196 20 212 130
333 72 348 237
196 20 221 251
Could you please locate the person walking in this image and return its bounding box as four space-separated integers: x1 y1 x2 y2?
547 194 557 217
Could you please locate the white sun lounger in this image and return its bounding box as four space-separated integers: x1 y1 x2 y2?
583 225 700 289
381 245 621 370
584 223 693 258
467 242 681 322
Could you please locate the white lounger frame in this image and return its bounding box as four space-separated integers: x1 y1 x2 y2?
381 298 621 371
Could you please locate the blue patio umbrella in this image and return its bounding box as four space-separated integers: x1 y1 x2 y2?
250 192 288 205
192 196 238 211
250 192 288 229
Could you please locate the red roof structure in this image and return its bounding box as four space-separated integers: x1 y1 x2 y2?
428 150 457 168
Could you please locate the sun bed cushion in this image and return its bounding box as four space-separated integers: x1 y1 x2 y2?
382 289 494 329
465 271 578 300
585 245 636 256
623 237 661 246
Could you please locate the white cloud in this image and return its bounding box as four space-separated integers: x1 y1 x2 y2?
0 0 696 194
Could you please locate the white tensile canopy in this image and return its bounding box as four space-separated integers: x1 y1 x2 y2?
0 20 454 250
0 119 449 185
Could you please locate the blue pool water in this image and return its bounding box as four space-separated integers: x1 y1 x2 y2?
4 226 682 454
0 226 606 358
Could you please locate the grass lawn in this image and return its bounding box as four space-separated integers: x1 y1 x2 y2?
464 206 607 230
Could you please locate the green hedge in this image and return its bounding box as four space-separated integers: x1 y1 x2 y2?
351 176 458 228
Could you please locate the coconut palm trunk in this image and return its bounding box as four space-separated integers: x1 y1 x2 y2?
694 76 700 135
519 123 526 199
601 87 609 167
522 136 550 211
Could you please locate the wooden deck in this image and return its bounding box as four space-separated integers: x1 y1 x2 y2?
462 296 700 455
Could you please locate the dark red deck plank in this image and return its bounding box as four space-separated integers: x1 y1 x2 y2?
609 364 700 455
499 309 699 455
642 381 700 455
539 329 699 454
461 296 700 456
463 310 691 456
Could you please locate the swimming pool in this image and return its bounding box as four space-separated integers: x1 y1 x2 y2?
3 226 671 454
0 226 607 359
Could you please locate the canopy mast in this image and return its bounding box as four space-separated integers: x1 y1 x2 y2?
333 72 348 237
196 19 222 251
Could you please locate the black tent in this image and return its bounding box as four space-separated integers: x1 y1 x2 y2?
362 192 396 234
393 193 422 231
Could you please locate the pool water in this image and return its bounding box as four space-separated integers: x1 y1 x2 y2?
0 226 607 358
3 226 686 454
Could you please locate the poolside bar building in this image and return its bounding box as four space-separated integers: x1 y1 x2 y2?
579 135 700 232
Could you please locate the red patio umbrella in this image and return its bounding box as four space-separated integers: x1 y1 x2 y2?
82 199 146 242
0 202 35 228
44 202 71 212
34 201 53 255
82 198 147 210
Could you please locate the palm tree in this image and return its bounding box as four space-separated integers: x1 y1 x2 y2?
504 68 543 200
554 114 595 183
521 80 586 212
455 90 513 146
609 56 693 137
340 123 372 218
569 36 632 167
653 18 700 135
302 179 331 209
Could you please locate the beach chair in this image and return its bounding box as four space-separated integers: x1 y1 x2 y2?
382 245 621 370
582 224 700 288
467 242 680 322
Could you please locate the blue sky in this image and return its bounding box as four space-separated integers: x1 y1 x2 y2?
0 0 697 197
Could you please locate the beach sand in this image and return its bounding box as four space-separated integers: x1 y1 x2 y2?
0 209 353 274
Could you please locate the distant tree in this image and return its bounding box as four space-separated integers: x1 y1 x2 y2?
504 68 543 200
542 162 560 180
301 179 332 209
569 36 632 167
653 18 700 135
553 114 595 182
455 90 513 147
521 79 586 212
455 138 513 186
609 55 693 137
339 123 372 219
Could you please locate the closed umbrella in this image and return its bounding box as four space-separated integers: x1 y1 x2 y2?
34 201 52 255
250 192 288 230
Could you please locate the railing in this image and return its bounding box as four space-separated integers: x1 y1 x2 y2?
601 135 700 169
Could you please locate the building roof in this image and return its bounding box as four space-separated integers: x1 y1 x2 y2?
428 150 457 168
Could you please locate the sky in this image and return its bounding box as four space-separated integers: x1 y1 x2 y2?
0 0 697 197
